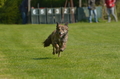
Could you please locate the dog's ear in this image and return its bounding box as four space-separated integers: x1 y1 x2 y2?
64 22 68 26
56 22 59 28
56 22 59 26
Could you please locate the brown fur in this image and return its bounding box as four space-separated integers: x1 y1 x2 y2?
43 22 68 57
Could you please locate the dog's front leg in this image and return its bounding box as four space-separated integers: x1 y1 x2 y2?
60 42 66 52
52 46 56 55
55 44 59 54
54 44 61 57
53 43 59 54
52 42 57 55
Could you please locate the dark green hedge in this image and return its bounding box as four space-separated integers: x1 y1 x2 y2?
0 0 22 24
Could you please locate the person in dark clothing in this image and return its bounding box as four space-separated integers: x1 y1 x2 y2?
88 0 98 23
19 0 28 24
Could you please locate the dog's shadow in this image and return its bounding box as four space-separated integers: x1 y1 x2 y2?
32 57 56 60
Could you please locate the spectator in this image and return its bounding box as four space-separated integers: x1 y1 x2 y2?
19 0 28 24
104 0 118 22
88 0 98 23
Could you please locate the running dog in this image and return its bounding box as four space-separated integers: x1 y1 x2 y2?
43 22 68 57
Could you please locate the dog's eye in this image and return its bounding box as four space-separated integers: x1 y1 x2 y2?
61 28 64 30
57 28 60 30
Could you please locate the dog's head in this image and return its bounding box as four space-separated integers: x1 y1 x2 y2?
56 22 68 38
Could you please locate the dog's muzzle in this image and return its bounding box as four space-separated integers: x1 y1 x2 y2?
59 32 64 37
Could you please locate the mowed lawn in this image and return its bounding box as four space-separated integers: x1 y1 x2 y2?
0 22 120 79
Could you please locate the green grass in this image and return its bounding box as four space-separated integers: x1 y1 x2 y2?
0 22 120 79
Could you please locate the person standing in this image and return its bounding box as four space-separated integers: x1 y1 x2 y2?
19 0 28 24
104 0 118 22
88 0 98 23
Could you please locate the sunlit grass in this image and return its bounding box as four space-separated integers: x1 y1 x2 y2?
0 22 120 79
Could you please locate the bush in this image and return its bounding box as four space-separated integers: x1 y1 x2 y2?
0 0 22 24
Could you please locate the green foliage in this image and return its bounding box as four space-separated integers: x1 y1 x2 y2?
0 23 120 79
0 0 22 24
0 0 6 7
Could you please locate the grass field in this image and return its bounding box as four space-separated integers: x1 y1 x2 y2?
0 22 120 79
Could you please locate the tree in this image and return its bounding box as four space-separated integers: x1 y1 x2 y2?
0 0 6 7
0 0 22 24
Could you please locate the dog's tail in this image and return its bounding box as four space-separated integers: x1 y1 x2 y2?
43 34 52 47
